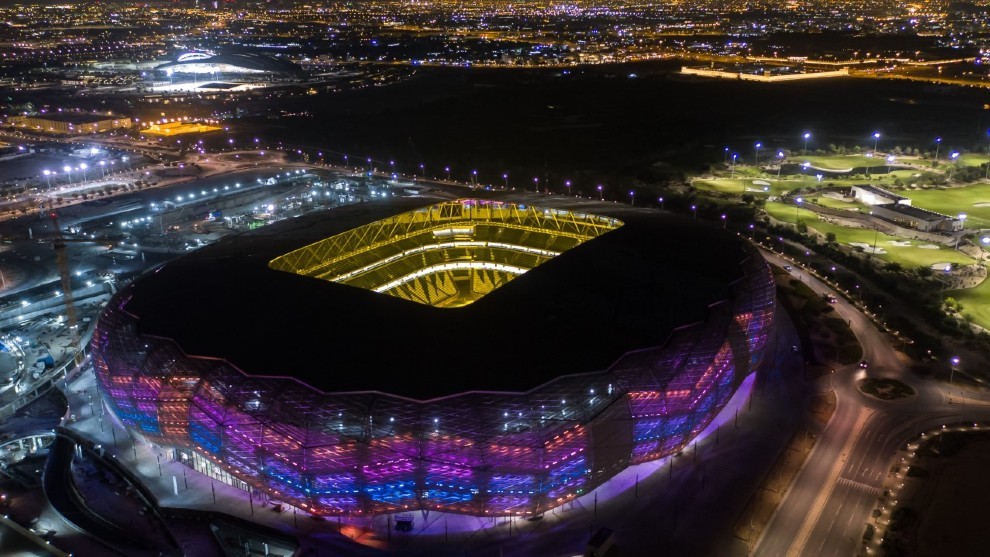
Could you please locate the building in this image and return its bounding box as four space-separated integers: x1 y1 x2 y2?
870 203 963 232
142 121 222 136
91 197 775 518
851 184 911 206
156 52 303 76
7 112 132 135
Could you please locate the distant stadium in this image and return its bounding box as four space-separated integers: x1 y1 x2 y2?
156 51 303 76
92 196 774 517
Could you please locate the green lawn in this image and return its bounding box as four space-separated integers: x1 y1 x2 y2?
765 201 974 268
693 178 803 196
907 184 990 229
796 155 892 170
956 154 990 168
950 278 990 331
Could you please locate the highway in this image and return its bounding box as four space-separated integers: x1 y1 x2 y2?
756 249 990 556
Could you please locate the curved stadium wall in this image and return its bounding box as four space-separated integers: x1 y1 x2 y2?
91 223 774 517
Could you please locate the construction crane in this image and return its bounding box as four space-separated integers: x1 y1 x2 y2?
48 207 81 362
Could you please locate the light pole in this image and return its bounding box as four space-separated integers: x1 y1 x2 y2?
723 147 729 164
471 169 478 186
629 190 635 206
816 173 823 185
565 180 572 196
419 163 425 177
63 165 73 184
982 236 990 263
503 173 508 189
731 153 738 178
802 132 811 156
99 160 106 178
754 142 762 166
533 176 539 193
886 155 895 174
721 214 727 228
658 196 664 211
445 166 451 181
934 136 941 163
948 152 960 180
79 163 88 182
950 356 960 385
795 196 803 226
597 184 603 200
43 169 51 188
344 154 349 168
691 204 697 219
777 151 785 178
873 132 881 154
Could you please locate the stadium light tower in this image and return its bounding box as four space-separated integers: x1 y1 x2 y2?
803 132 811 156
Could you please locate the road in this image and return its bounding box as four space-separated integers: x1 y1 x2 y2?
756 249 990 556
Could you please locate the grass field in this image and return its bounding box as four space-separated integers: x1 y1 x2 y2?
765 201 974 268
956 154 990 168
797 155 893 170
949 279 990 331
693 178 804 196
908 184 990 229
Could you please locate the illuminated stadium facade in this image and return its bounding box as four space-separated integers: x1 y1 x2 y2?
92 197 774 517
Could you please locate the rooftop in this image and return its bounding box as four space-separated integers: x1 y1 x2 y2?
121 195 751 400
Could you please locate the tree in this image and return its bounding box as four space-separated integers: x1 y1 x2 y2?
826 232 837 244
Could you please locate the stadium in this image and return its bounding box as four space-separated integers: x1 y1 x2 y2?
91 196 774 518
156 52 303 76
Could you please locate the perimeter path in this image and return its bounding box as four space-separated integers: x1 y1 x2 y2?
755 249 990 557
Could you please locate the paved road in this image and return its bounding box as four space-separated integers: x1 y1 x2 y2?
756 249 990 557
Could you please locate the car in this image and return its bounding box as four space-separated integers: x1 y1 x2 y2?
783 265 793 271
827 296 837 303
791 345 799 353
859 360 869 368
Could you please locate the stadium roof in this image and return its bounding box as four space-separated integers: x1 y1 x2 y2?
157 52 303 75
123 195 751 400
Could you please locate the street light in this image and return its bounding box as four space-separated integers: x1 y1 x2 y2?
79 162 88 182
803 132 811 156
533 176 539 193
99 160 106 178
691 204 697 219
754 142 762 166
629 190 635 206
795 196 803 225
956 213 967 250
934 136 942 162
948 152 960 181
597 184 603 200
63 165 73 184
445 166 451 181
565 180 572 196
723 146 730 163
503 173 509 189
777 151 785 178
471 169 478 185
873 132 881 154
886 155 895 174
720 213 727 228
658 196 664 211
731 153 738 178
43 169 51 188
950 356 960 385
816 173 823 185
